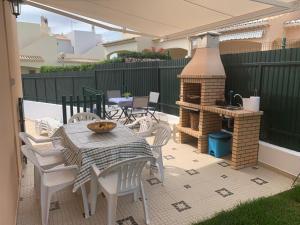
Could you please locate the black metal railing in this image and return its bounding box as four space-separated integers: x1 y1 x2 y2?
62 94 106 124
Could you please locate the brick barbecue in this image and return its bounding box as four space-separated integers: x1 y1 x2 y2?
176 32 263 169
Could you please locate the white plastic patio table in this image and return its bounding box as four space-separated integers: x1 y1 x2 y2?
54 121 152 192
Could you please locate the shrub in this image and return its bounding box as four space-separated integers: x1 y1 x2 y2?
39 50 169 73
118 50 170 60
40 58 125 73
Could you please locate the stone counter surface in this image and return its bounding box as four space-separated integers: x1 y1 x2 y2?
200 105 263 169
200 105 263 118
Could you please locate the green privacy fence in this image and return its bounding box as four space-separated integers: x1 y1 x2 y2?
222 48 300 152
22 49 300 151
22 59 188 115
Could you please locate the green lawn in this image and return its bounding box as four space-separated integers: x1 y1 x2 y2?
193 186 300 225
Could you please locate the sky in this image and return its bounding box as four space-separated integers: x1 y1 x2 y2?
17 5 122 42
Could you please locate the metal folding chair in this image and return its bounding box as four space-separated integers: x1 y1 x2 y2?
106 90 121 119
126 96 149 124
146 92 160 121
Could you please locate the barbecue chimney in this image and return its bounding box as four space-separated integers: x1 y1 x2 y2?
176 32 226 153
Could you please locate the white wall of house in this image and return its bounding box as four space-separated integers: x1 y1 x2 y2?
67 30 102 54
20 35 58 66
17 22 43 48
136 36 154 51
104 41 139 58
155 37 189 52
82 44 106 61
57 39 74 54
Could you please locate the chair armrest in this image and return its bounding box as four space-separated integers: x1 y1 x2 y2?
45 165 78 173
125 119 140 128
149 144 165 149
33 147 65 157
29 133 62 144
91 164 101 177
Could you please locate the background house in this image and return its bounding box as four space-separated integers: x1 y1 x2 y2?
18 17 106 74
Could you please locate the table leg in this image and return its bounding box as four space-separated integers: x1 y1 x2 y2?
81 184 90 218
117 107 125 121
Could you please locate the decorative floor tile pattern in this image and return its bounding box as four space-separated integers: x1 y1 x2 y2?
146 177 161 185
251 177 268 185
117 216 138 225
221 174 228 179
215 188 233 198
164 155 175 160
16 120 292 225
185 169 199 175
218 161 230 167
184 184 191 189
49 201 60 211
171 201 191 212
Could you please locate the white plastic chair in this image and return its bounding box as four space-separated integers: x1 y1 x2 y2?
90 156 154 225
68 112 100 123
21 145 90 225
19 132 65 167
35 117 62 137
149 124 172 184
106 90 122 119
126 116 154 137
19 132 66 194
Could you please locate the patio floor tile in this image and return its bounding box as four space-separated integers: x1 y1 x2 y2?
17 120 293 225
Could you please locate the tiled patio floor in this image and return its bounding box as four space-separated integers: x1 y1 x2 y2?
17 121 292 225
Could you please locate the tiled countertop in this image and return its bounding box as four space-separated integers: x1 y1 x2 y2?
200 105 263 118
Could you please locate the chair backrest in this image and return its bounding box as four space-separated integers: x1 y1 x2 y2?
153 124 172 147
19 132 36 149
149 92 160 104
68 112 100 123
93 156 154 194
132 96 149 108
107 90 121 99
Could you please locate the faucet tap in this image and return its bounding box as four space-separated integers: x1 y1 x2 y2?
234 94 243 108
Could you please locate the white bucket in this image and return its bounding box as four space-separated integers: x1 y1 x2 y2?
242 97 260 112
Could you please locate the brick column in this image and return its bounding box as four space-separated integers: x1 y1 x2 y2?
197 111 222 153
231 116 261 169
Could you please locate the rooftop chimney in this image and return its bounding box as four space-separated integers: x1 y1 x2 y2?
40 16 50 35
181 32 225 77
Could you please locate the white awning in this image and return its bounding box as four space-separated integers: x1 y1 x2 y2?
220 30 264 41
26 0 299 39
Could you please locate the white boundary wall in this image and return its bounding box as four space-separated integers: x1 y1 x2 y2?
259 141 300 177
24 100 76 123
23 100 299 177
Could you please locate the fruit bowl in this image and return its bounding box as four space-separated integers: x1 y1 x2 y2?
87 121 116 133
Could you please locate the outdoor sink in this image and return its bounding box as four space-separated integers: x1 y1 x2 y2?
216 105 242 110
